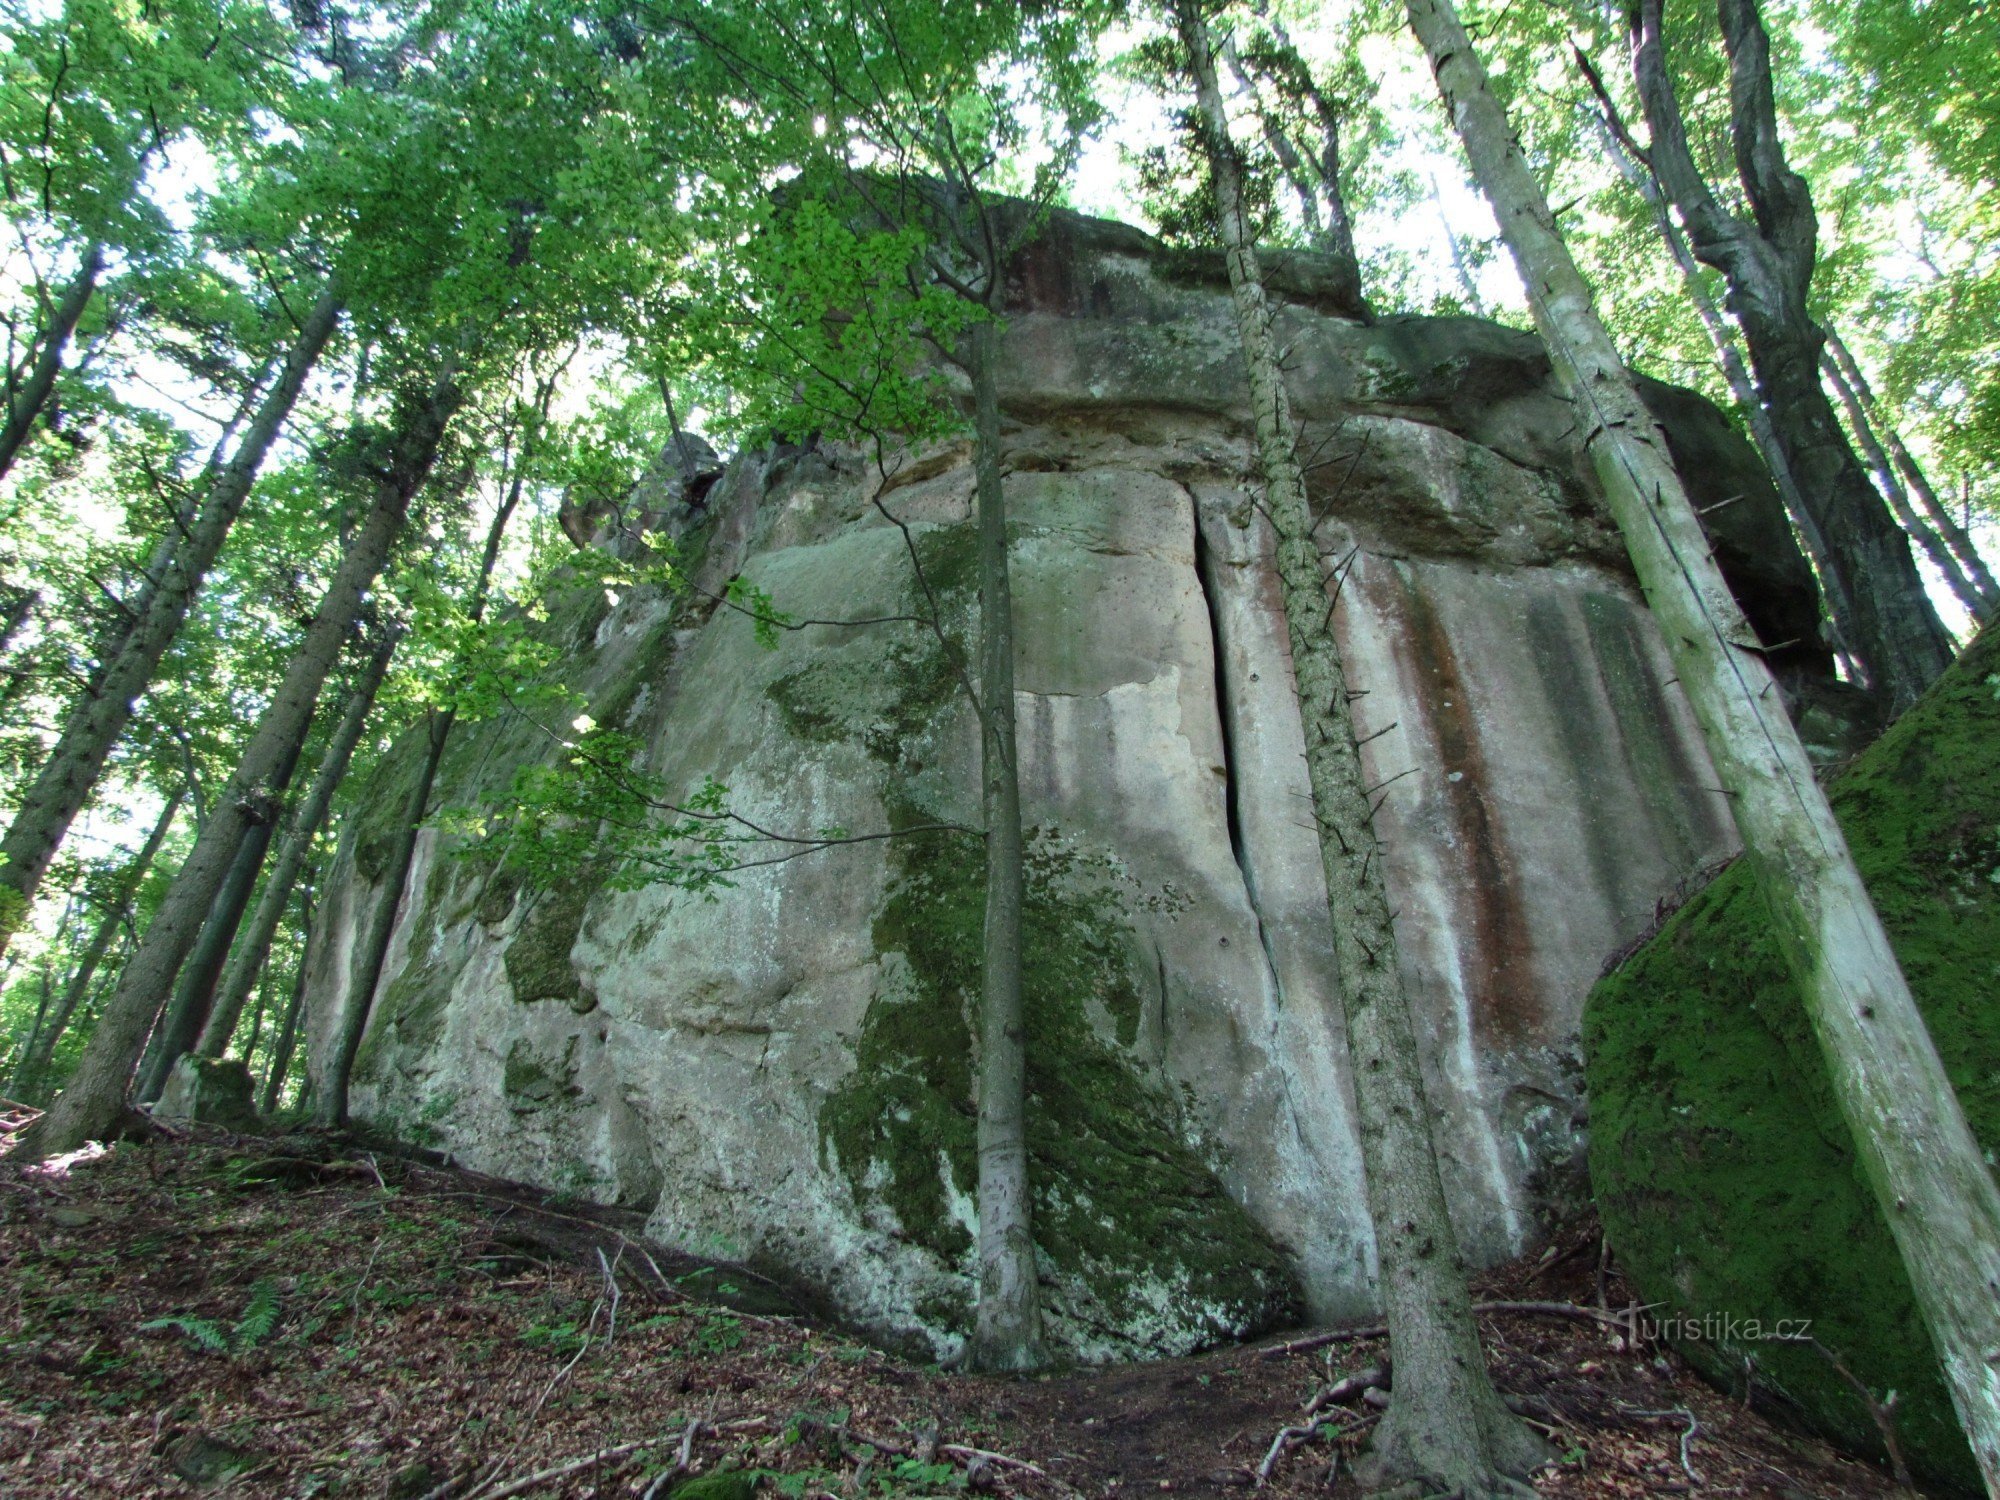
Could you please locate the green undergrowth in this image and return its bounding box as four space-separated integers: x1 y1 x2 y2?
1584 626 2000 1495
818 819 1300 1348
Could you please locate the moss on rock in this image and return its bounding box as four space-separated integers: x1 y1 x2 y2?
504 876 604 1009
1583 625 2000 1495
819 823 1301 1348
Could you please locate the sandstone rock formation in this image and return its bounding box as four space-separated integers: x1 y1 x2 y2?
304 207 1833 1362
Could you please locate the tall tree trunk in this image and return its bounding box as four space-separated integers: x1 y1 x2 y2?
1572 53 1856 658
963 314 1043 1373
1820 353 1987 620
8 788 182 1101
1174 4 1546 1490
259 881 314 1115
0 287 343 965
316 407 532 1126
1629 0 1953 712
197 627 397 1059
1823 327 1999 619
1407 0 2000 1484
0 243 104 481
1431 173 1487 315
315 707 449 1127
135 728 307 1102
15 363 456 1159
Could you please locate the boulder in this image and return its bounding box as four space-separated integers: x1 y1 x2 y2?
1584 625 1999 1494
303 204 1836 1362
153 1056 259 1131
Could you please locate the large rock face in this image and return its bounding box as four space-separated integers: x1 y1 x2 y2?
305 208 1825 1362
1584 625 2000 1496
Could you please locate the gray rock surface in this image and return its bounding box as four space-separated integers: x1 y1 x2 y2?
304 207 1827 1362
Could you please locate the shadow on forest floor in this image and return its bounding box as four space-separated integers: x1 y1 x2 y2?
0 1126 1910 1500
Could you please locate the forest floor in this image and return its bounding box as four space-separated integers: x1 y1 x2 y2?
0 1127 1911 1500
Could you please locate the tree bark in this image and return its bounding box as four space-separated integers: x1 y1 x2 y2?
1628 0 1953 712
0 286 342 965
314 706 450 1127
1408 0 2000 1484
196 627 397 1059
8 789 182 1102
135 727 307 1102
0 243 104 481
1572 56 1856 659
1820 352 1987 620
962 314 1043 1373
316 410 529 1126
259 881 314 1115
16 362 455 1159
1176 5 1546 1491
1822 327 1999 619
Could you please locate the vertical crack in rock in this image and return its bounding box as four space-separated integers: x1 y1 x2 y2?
1190 503 1287 1007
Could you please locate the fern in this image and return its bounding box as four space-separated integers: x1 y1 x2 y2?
139 1315 229 1353
233 1280 280 1350
140 1281 282 1356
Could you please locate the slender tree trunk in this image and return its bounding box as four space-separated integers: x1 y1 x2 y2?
7 966 55 1098
15 363 455 1159
1173 4 1545 1489
315 707 451 1127
8 789 182 1101
1823 328 1999 618
1220 37 1325 243
135 747 304 1103
961 314 1043 1373
0 243 104 481
1431 173 1486 315
1821 352 1986 619
1572 60 1857 658
317 412 529 1126
1409 0 2000 1484
197 628 397 1059
259 881 314 1115
0 287 343 965
1629 0 1953 711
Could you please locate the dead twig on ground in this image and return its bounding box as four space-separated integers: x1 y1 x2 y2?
1623 1406 1701 1485
1256 1300 1631 1360
460 1439 646 1500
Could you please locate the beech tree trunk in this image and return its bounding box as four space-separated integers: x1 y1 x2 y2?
1175 5 1545 1491
197 628 397 1059
315 708 450 1127
1407 0 2000 1485
317 417 529 1126
259 881 315 1115
0 243 105 481
8 789 182 1101
16 364 455 1159
1823 328 1999 619
0 287 343 965
135 731 306 1102
1821 353 1987 620
1572 59 1856 658
964 314 1043 1373
1629 0 1953 712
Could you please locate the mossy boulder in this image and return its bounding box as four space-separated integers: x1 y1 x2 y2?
1583 625 2000 1494
819 823 1303 1354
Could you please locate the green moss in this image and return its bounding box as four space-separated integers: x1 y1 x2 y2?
766 639 958 763
819 824 1299 1343
503 1036 581 1112
1584 626 2000 1495
668 1472 756 1500
504 875 604 1009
